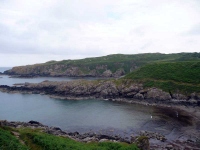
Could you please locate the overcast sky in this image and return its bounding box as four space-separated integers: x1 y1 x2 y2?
0 0 200 67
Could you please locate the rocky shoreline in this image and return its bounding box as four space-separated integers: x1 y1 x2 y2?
0 79 199 107
0 120 151 149
0 79 200 149
1 120 200 150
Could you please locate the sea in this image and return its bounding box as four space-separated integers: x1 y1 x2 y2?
0 67 184 138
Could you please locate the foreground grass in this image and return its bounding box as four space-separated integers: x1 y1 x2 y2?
0 127 139 150
125 61 200 94
0 127 27 150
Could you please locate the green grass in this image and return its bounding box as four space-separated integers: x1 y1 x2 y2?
124 61 200 94
19 128 139 150
7 52 200 76
43 53 200 74
0 127 139 150
0 127 28 150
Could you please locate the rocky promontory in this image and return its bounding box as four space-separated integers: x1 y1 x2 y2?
4 65 126 78
4 53 200 78
0 79 200 106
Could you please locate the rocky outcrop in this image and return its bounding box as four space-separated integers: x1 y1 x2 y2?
145 88 171 101
4 64 127 78
0 79 199 105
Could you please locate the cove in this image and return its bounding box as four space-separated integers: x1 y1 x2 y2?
0 91 190 140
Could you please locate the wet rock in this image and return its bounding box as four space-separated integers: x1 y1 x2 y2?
28 120 41 125
52 127 62 131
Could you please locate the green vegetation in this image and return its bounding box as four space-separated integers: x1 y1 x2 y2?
0 127 27 150
124 61 200 94
31 52 200 74
0 126 139 150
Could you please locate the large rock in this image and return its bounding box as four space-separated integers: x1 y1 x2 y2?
102 70 112 77
145 88 171 101
113 69 125 77
134 93 144 99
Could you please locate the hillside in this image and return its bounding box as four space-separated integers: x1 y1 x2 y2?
124 61 200 95
4 52 200 77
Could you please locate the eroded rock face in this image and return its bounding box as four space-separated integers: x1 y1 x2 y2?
145 88 172 101
4 64 126 78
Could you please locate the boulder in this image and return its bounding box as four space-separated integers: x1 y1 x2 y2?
113 69 125 77
102 70 112 77
28 120 41 125
134 93 144 99
146 88 171 101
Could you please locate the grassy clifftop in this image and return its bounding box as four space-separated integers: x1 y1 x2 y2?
44 52 200 66
5 52 200 77
124 61 200 94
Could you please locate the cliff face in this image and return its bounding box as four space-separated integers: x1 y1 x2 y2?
5 52 200 77
4 64 126 77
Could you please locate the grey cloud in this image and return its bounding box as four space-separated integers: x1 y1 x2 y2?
0 0 200 67
0 39 39 54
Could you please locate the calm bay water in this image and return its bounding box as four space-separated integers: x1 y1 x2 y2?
0 67 184 137
0 92 153 133
0 75 104 86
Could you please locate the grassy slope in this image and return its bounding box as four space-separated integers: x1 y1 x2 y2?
0 127 27 150
24 52 200 74
0 126 139 150
124 61 200 95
